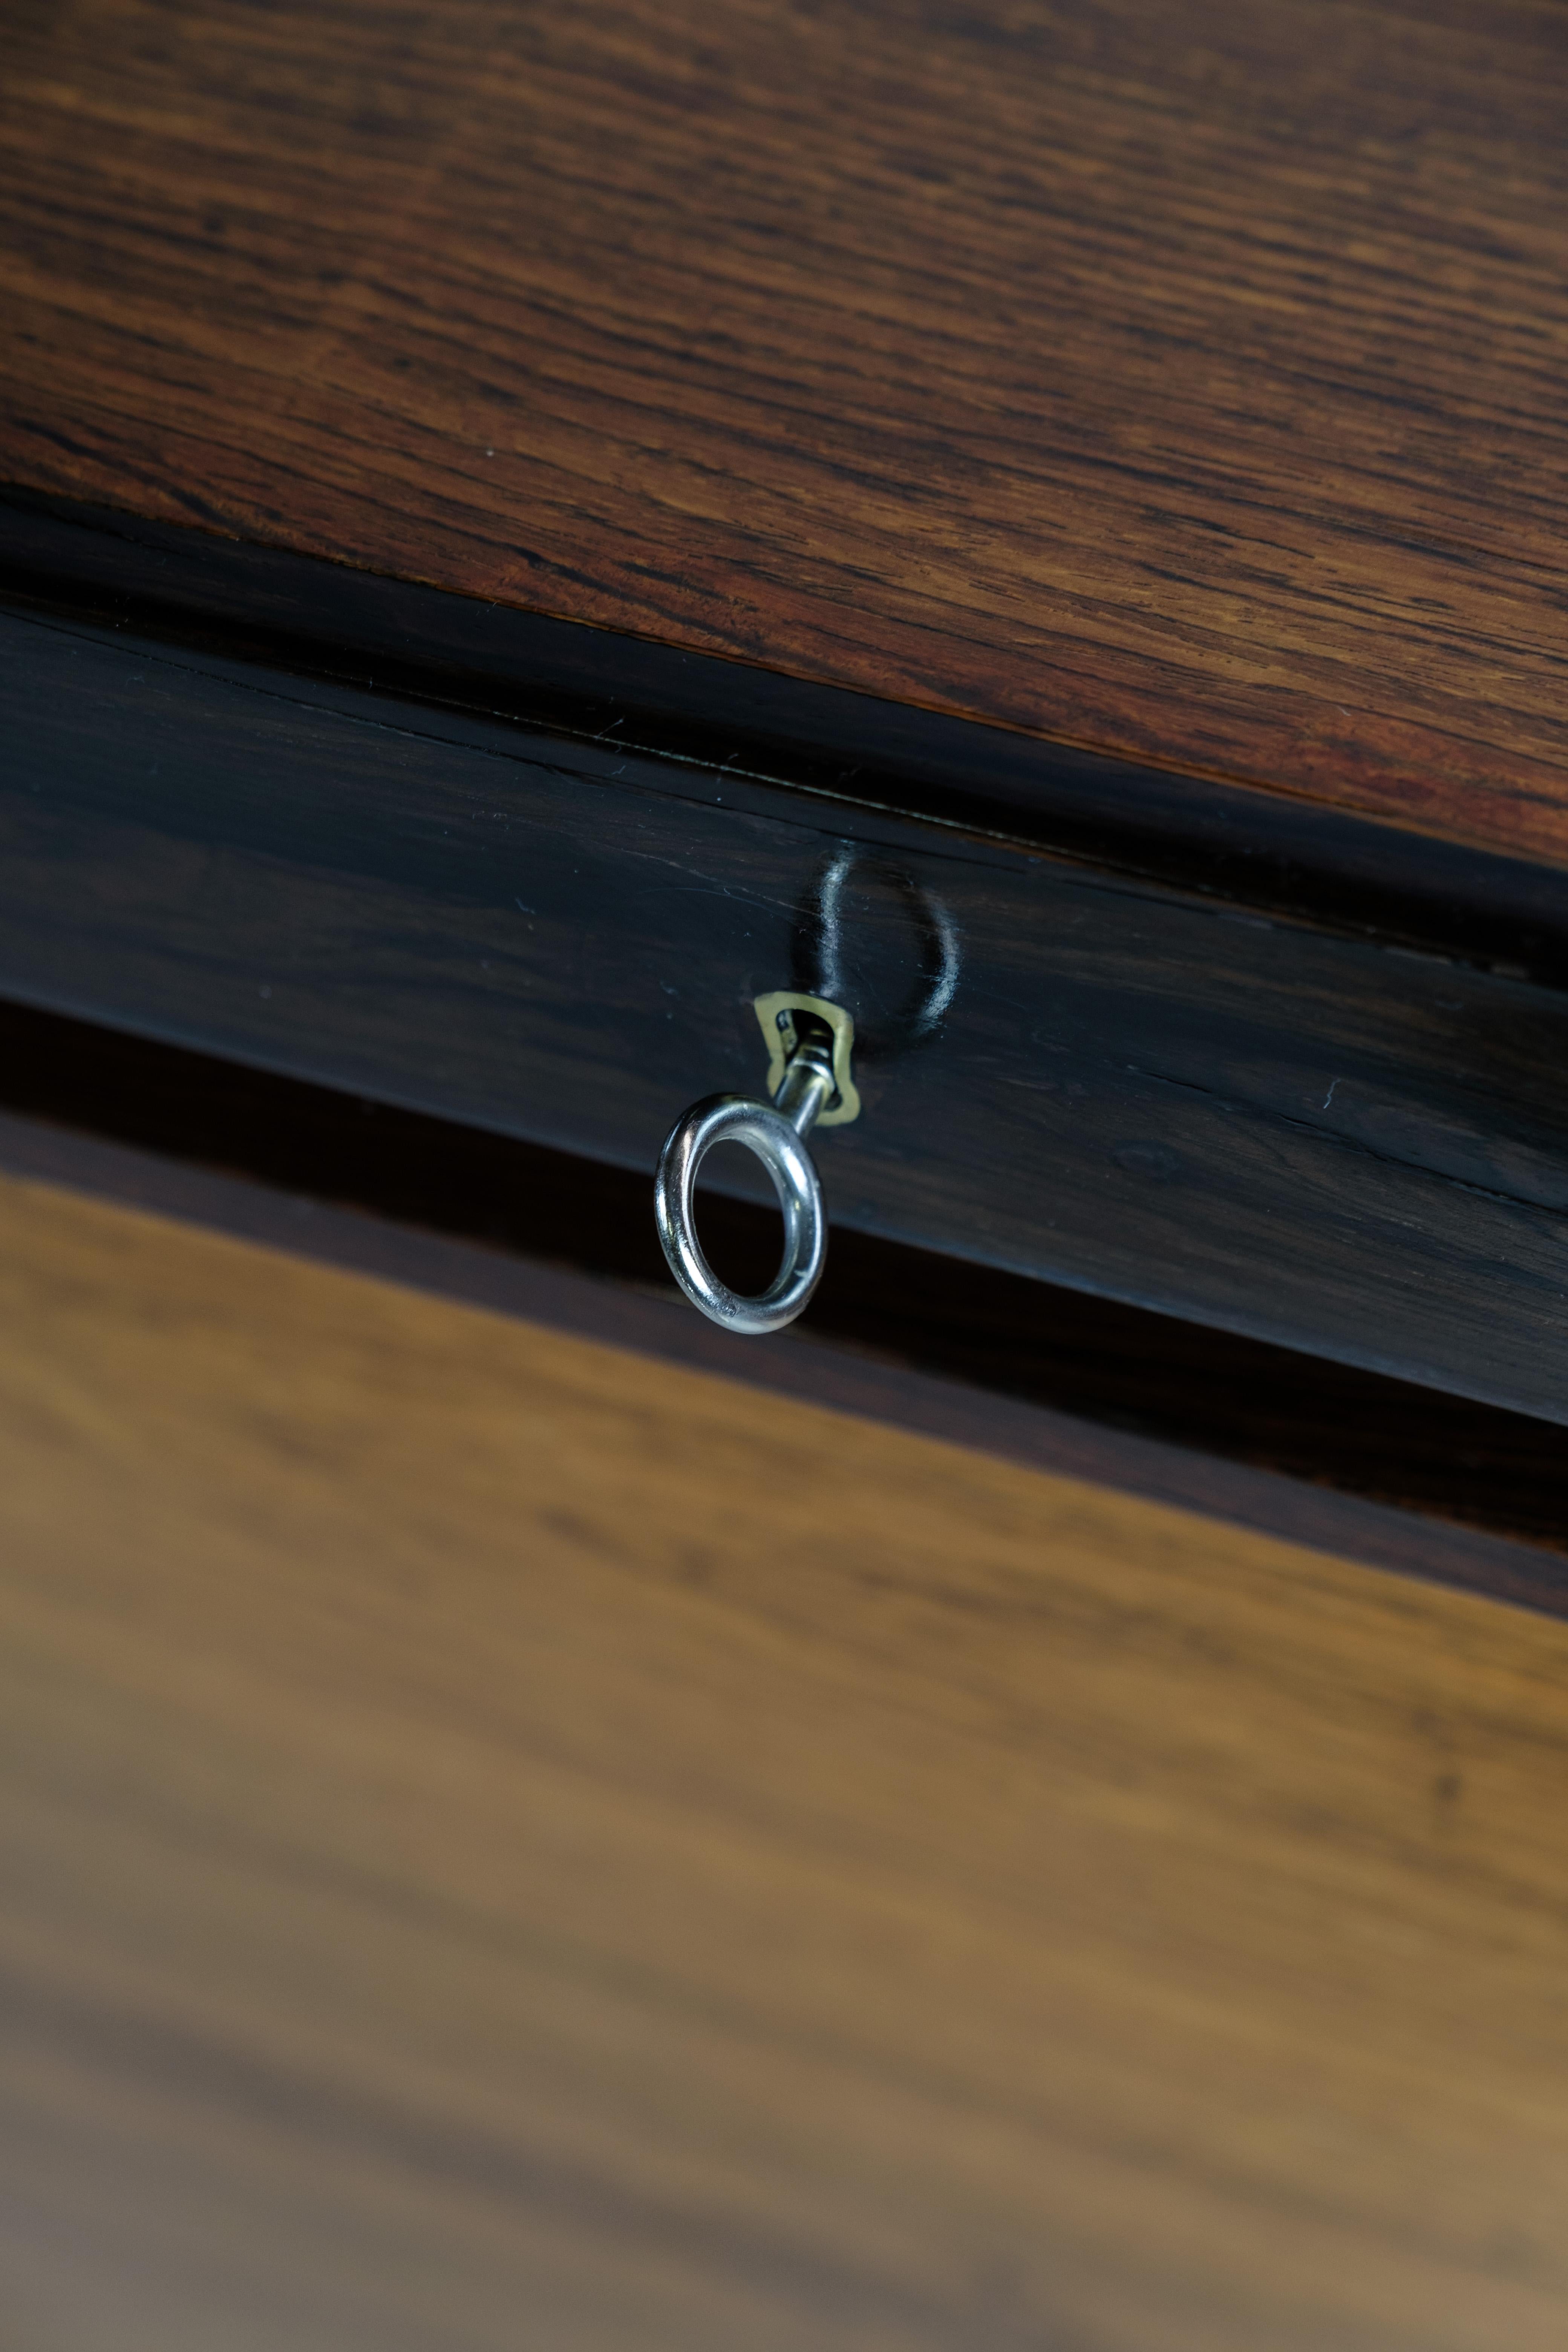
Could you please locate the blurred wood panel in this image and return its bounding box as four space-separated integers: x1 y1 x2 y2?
3 0 1568 865
1 1170 1567 2349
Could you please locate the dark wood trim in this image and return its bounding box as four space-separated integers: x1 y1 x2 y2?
5 495 1568 1438
6 487 1568 980
0 997 1559 1596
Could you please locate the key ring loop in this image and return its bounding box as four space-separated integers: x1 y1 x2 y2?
654 1093 827 1335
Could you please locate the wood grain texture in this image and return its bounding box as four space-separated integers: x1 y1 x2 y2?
3 0 1568 865
3 1166 1568 2349
10 603 1568 1423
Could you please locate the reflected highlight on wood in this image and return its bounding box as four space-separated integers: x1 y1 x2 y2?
0 1170 1566 2348
3 0 1568 863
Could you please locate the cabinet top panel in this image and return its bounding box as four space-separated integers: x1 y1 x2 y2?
3 0 1566 867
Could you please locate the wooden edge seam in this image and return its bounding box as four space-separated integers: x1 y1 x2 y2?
0 1105 1560 1619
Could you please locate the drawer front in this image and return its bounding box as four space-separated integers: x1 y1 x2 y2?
5 604 1567 1422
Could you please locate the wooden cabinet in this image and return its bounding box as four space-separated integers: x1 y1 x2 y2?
1 2 1565 2341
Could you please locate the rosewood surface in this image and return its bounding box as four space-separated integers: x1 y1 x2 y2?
4 0 1567 862
5 1170 1568 2351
